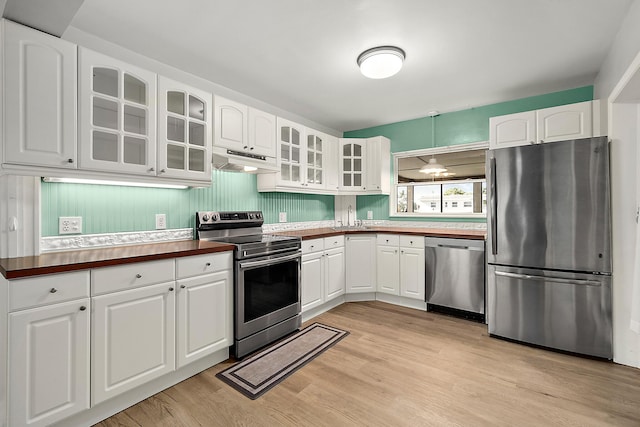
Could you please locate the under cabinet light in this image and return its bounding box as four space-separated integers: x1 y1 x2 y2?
41 177 188 189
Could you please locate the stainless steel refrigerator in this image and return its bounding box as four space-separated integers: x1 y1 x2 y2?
486 136 612 359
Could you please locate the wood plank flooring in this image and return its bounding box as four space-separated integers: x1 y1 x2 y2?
95 301 640 426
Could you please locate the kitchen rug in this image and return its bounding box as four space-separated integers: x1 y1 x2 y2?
216 323 349 399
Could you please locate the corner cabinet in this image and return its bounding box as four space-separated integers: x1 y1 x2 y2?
157 76 212 181
3 19 78 169
345 234 376 293
78 47 157 176
339 138 366 192
489 101 595 149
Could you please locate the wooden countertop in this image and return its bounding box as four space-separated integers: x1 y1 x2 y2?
273 226 486 240
0 240 235 280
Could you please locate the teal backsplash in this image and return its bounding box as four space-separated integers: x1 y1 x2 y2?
41 86 593 235
41 170 334 236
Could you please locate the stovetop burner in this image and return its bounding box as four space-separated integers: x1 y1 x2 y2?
195 211 301 259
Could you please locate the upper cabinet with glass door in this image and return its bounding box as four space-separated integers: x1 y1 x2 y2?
276 117 304 187
339 138 366 192
157 76 212 182
78 48 157 175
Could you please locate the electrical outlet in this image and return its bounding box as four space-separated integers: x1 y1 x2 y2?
367 210 373 219
155 214 166 230
279 212 287 223
59 216 82 235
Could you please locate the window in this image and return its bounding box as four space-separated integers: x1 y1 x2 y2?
393 144 487 217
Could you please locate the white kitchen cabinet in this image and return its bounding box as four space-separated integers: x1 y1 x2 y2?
79 47 157 175
8 298 90 427
345 234 376 293
324 134 341 192
92 281 176 405
489 101 594 149
301 237 345 312
377 244 400 295
365 136 391 194
324 246 345 300
3 19 78 169
302 249 324 312
176 270 232 368
400 246 425 300
375 234 425 300
276 117 305 186
214 96 277 160
158 76 212 182
339 138 366 192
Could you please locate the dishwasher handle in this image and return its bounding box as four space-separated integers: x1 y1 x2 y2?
425 239 485 252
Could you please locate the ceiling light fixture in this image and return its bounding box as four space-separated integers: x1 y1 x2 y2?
357 46 405 79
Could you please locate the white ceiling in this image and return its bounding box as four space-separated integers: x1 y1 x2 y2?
49 1 639 132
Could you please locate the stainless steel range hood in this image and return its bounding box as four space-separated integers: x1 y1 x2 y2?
212 147 278 173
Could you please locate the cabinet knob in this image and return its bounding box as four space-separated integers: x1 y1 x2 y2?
136 274 142 279
386 239 389 243
530 141 535 145
250 147 254 150
401 250 404 254
205 262 211 267
50 288 57 293
149 167 155 172
79 306 86 311
410 241 413 244
363 187 366 190
159 169 166 174
181 285 186 289
243 146 248 149
395 250 398 253
540 140 544 144
67 158 74 164
169 287 174 292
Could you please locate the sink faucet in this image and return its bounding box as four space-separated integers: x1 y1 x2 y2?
347 205 353 227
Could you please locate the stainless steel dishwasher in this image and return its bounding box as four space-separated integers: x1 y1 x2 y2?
425 237 485 322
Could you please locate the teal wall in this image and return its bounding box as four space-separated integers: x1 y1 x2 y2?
41 170 334 236
345 86 594 221
41 86 594 234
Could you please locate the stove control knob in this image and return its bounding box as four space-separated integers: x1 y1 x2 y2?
202 214 210 222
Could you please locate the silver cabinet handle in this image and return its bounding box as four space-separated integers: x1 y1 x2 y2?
494 271 602 287
79 306 86 311
169 287 174 292
67 158 74 163
205 262 211 267
149 167 155 172
50 288 57 293
136 274 142 279
159 169 166 174
181 285 186 289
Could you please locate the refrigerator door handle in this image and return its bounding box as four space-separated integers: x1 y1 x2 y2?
490 157 497 255
494 270 602 287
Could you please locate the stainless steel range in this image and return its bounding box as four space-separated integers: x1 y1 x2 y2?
196 211 302 358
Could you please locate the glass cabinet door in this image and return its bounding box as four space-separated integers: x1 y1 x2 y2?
341 141 365 189
158 76 212 182
306 133 324 187
277 118 304 186
79 48 156 174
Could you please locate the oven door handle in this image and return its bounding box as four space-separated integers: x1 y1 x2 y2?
239 252 301 269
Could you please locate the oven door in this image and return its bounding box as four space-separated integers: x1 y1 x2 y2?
235 250 301 340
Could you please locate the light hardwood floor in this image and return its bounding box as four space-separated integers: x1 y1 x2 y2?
95 301 640 426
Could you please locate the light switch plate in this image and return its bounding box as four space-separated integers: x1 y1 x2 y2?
155 214 166 230
59 216 82 235
367 210 373 219
279 212 287 223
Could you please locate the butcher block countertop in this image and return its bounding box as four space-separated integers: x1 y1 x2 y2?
0 240 235 280
273 226 487 241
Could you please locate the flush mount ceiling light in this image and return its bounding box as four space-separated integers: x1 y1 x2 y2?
357 46 405 79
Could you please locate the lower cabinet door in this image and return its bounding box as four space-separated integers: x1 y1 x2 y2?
302 252 324 312
176 270 232 368
92 282 175 405
9 299 90 427
400 247 426 300
324 248 345 301
376 246 400 295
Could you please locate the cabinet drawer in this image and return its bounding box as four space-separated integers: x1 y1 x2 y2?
399 235 422 248
324 235 345 249
9 270 90 311
92 259 175 295
176 251 233 279
302 238 324 253
377 234 399 246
